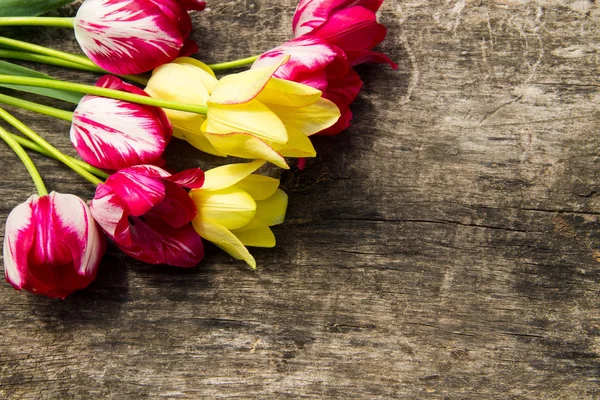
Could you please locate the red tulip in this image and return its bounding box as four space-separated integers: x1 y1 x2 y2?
3 192 106 298
292 0 396 68
90 165 205 267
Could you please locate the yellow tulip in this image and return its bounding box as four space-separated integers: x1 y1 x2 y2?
145 57 224 156
146 56 341 169
190 160 288 269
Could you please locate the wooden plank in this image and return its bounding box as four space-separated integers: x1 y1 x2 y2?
0 1 599 398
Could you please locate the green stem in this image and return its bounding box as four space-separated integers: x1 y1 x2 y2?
0 41 148 85
0 75 208 114
0 49 99 72
0 36 93 68
0 93 73 121
208 55 259 71
0 107 103 186
0 125 47 196
12 134 109 179
0 17 75 29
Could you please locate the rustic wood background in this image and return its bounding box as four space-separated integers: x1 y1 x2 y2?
1 0 599 398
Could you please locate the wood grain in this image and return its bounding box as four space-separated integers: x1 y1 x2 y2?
0 1 599 398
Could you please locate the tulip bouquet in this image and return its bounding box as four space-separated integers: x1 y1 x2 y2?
0 0 395 298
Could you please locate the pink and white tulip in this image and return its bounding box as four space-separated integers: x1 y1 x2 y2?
71 75 172 171
292 0 396 68
74 0 206 74
253 36 349 92
90 165 205 267
253 37 362 135
3 192 106 299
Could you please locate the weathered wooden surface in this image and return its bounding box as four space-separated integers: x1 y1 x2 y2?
1 0 599 398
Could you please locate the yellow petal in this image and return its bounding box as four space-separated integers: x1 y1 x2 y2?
206 102 288 144
202 160 266 191
209 55 289 105
202 129 289 170
255 189 288 226
275 126 316 158
146 62 216 123
190 186 256 230
173 57 217 81
256 77 322 108
268 98 341 136
192 219 256 269
173 124 226 157
231 225 276 248
235 174 280 200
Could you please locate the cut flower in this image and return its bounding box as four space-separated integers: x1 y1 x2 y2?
4 192 105 299
90 165 205 267
190 160 288 269
292 0 397 68
71 75 172 170
146 57 341 168
74 0 206 74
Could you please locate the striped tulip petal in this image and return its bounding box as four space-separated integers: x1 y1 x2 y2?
3 192 106 299
293 0 384 37
74 0 206 74
71 76 172 171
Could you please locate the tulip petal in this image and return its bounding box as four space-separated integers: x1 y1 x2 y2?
50 192 105 277
74 0 187 74
123 215 204 267
201 160 266 191
268 98 341 136
254 36 349 90
190 187 256 230
166 168 205 189
311 6 387 54
255 189 288 226
106 168 166 217
293 0 384 37
324 68 363 106
202 130 289 169
208 56 288 105
235 175 280 200
275 127 317 158
149 183 197 228
231 225 276 248
192 219 256 269
174 57 217 80
174 125 227 157
317 104 353 136
146 61 215 123
206 101 288 144
90 183 131 245
3 196 35 289
256 77 323 108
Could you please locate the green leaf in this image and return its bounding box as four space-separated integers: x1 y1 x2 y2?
0 60 82 104
0 1 76 17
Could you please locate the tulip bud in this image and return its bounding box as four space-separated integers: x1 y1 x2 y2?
74 0 206 74
3 192 105 298
71 75 172 171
